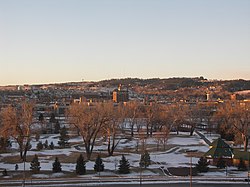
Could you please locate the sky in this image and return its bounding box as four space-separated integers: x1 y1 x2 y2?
0 0 249 85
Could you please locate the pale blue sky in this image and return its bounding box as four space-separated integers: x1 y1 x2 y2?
0 0 249 85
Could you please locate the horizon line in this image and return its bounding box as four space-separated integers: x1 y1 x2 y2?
1 76 250 87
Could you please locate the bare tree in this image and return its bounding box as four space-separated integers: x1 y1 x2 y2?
198 102 217 135
124 101 141 137
103 103 124 156
151 105 171 150
0 101 35 160
67 102 110 160
155 125 170 151
216 101 250 151
184 104 202 136
168 103 186 135
143 103 162 137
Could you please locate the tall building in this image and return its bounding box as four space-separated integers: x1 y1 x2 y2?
112 84 129 103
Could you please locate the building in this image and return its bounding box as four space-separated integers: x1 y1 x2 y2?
204 138 250 167
233 150 250 166
204 138 234 166
112 84 129 103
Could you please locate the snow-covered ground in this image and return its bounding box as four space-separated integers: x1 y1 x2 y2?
0 130 247 179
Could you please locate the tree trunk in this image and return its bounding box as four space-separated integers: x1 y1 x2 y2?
84 141 92 160
190 127 195 136
243 134 248 152
131 123 134 137
150 125 153 137
20 151 23 160
146 124 149 137
18 142 24 160
107 128 111 156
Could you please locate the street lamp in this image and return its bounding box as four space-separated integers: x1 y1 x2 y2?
23 155 26 187
190 155 193 187
186 150 196 187
139 163 142 187
22 135 29 187
247 154 249 185
97 149 103 184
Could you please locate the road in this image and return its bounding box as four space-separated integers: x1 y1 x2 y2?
1 177 250 187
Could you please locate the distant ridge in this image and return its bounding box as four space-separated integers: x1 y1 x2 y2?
1 77 250 92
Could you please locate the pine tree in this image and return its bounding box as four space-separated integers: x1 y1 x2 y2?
94 154 104 172
118 155 130 174
58 126 69 148
238 158 247 171
52 157 62 172
76 154 86 175
49 142 54 150
30 154 41 173
216 156 226 169
36 141 43 151
196 157 209 172
139 150 151 168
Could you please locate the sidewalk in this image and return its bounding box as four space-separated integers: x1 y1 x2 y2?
195 130 211 146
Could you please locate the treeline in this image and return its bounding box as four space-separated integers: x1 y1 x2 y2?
98 77 250 91
98 77 208 90
0 100 249 160
221 79 250 92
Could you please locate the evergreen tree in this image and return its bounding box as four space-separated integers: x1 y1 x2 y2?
94 154 104 172
216 156 226 169
52 157 62 173
139 150 151 168
15 164 18 171
196 157 209 172
118 155 130 174
36 141 43 151
54 120 60 134
2 169 7 176
58 126 69 148
49 142 54 150
76 154 86 175
43 140 48 149
30 154 41 173
238 158 247 171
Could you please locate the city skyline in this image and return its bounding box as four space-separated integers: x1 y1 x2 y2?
0 0 250 86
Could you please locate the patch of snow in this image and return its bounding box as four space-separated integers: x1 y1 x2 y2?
32 174 50 178
51 172 65 177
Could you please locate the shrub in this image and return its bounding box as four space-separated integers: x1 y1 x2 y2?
196 157 209 172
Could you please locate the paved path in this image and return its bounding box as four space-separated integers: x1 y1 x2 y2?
195 130 211 146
